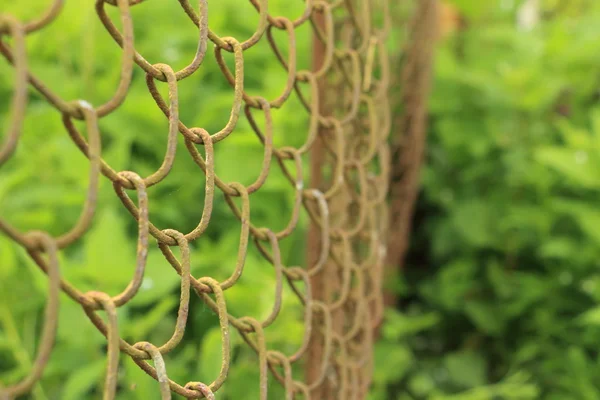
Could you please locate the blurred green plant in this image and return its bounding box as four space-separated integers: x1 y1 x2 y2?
371 0 600 399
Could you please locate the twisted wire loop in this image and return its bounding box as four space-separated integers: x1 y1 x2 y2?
0 0 392 398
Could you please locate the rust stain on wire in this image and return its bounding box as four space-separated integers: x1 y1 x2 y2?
0 0 392 398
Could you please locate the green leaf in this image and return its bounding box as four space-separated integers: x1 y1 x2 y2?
0 236 17 279
382 309 440 340
553 199 600 244
447 0 495 20
486 260 512 299
450 200 495 247
535 147 600 189
125 296 178 339
444 350 487 389
408 372 436 397
62 359 106 400
128 248 182 306
539 237 578 260
373 342 413 384
576 306 600 326
420 259 477 311
73 208 135 288
200 327 225 383
464 301 504 335
123 356 157 400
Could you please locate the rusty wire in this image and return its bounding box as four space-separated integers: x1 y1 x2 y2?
0 0 392 398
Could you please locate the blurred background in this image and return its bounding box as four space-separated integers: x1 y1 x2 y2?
2 0 600 399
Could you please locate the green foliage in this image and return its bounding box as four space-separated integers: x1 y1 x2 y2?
371 1 600 399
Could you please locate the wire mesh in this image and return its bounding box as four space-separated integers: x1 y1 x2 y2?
0 0 392 398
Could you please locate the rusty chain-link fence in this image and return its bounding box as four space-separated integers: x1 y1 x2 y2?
0 0 392 398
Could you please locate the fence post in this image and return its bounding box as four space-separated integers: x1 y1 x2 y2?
385 0 439 304
306 7 328 398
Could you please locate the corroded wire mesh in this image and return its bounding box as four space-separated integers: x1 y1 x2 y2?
0 0 391 398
